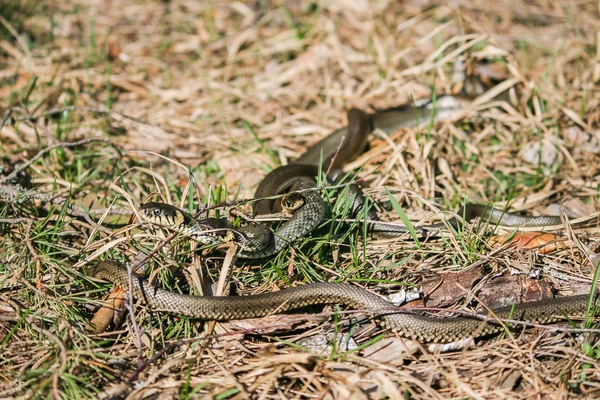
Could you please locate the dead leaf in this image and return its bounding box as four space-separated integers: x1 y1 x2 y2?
475 61 509 82
491 231 565 254
564 126 600 153
543 198 596 219
397 297 425 309
361 337 419 365
0 69 30 98
518 138 563 167
499 369 523 390
257 352 315 366
421 266 485 307
477 274 553 309
106 35 122 62
297 332 358 354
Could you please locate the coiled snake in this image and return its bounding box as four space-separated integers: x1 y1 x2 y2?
90 99 598 343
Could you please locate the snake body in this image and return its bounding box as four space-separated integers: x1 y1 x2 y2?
89 261 596 343
463 204 564 227
293 97 465 168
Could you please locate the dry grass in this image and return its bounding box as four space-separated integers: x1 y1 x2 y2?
1 0 600 398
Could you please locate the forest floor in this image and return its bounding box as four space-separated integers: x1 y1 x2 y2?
1 1 600 398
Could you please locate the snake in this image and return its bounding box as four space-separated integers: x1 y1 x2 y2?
88 260 597 343
140 98 573 253
140 100 469 257
139 189 322 259
139 201 568 255
92 98 597 342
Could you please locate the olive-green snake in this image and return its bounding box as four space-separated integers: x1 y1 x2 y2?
90 99 597 343
89 260 596 343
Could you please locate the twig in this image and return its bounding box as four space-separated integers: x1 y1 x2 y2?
0 108 13 130
0 138 122 185
0 217 36 224
6 105 182 135
324 135 346 176
0 183 132 216
125 262 145 367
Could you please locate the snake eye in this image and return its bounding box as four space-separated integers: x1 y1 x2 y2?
152 208 162 216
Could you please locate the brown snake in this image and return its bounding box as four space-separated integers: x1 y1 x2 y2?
91 98 598 342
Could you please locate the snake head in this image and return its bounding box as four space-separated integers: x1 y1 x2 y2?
280 192 305 213
139 202 187 226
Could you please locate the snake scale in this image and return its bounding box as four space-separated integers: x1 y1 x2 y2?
90 99 598 342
